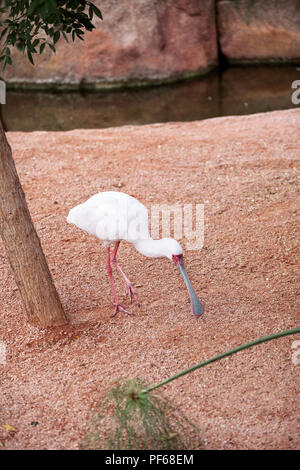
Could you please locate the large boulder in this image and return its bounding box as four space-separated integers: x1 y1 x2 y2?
217 0 300 63
3 0 218 89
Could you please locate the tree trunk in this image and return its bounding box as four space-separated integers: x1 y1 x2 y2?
0 121 68 328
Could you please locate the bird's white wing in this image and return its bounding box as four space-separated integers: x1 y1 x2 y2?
67 191 150 244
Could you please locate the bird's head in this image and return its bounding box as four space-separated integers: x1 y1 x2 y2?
161 238 183 260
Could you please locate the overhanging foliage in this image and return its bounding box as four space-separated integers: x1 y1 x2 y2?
0 0 102 70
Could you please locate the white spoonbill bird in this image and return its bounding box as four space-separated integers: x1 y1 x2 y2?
67 191 204 317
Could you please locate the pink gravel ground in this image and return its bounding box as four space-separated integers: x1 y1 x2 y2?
0 109 299 449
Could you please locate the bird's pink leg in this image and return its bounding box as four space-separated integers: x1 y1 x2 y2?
106 246 132 317
112 241 139 306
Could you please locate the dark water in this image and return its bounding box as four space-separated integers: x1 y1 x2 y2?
2 65 300 132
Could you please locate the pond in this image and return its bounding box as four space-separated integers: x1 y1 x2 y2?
2 65 299 132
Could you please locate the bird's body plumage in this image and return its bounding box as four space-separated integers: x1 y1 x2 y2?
67 191 150 245
67 191 204 316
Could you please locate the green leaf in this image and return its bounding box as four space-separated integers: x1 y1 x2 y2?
27 50 34 65
39 42 46 54
62 31 69 43
92 4 103 20
16 42 25 52
76 30 84 40
53 30 60 43
28 0 45 17
48 43 56 53
0 27 8 40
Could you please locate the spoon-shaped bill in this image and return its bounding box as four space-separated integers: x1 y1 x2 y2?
176 259 204 316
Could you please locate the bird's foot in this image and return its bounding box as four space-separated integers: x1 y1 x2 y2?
111 303 134 318
125 283 140 307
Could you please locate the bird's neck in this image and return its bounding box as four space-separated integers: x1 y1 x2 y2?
134 238 168 259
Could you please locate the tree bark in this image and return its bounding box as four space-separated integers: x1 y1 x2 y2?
0 121 68 328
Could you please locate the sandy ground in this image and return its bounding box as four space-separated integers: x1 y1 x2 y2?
0 109 299 450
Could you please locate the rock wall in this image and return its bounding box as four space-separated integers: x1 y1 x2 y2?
2 0 300 88
217 0 300 63
2 0 217 88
